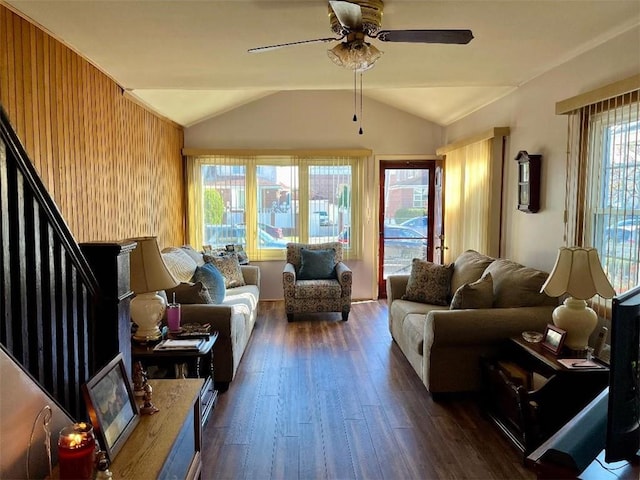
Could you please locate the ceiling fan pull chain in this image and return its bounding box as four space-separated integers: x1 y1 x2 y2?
353 69 358 122
359 72 364 135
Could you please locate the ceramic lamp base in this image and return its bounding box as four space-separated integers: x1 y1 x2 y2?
552 297 598 351
131 291 166 342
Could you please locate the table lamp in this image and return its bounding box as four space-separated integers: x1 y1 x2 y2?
129 237 178 342
541 246 615 351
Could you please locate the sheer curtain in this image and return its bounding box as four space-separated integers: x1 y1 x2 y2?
438 129 508 262
184 150 368 261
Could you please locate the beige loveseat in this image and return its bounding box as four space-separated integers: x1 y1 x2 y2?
160 246 260 388
387 250 557 394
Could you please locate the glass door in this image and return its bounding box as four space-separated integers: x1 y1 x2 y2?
378 160 440 297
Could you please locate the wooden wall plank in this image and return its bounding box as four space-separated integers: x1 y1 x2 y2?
0 4 184 247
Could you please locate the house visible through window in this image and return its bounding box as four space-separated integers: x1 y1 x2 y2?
185 153 366 260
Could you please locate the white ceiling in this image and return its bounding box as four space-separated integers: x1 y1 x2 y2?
6 0 640 127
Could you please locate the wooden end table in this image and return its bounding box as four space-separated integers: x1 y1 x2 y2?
132 332 218 426
481 336 609 456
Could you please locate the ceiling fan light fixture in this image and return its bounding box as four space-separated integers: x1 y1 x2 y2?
327 40 383 71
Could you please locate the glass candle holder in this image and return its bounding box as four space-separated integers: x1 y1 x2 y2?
167 302 181 332
57 422 96 480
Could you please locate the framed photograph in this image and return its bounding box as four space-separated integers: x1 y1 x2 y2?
225 244 235 252
82 353 139 461
541 324 566 355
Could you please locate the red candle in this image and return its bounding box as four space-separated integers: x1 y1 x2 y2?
58 423 96 480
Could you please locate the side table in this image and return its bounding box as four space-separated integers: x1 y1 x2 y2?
481 336 609 456
132 332 218 427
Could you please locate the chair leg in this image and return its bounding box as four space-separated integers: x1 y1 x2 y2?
287 313 294 322
342 311 349 322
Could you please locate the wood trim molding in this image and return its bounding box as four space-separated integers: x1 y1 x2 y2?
436 127 510 155
182 148 373 157
556 74 640 115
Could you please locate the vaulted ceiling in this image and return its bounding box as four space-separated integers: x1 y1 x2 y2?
6 0 640 127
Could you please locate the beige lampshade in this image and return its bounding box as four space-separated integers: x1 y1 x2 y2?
129 237 178 294
541 247 615 300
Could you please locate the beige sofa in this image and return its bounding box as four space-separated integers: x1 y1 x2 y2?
160 246 260 388
387 250 557 394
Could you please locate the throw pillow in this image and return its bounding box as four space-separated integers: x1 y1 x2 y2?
179 245 206 266
450 273 494 310
484 259 557 308
165 281 213 305
161 247 197 282
298 248 337 280
402 259 454 306
191 263 226 304
206 253 246 288
450 250 495 296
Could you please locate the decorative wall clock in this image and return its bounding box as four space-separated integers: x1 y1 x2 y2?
515 150 541 213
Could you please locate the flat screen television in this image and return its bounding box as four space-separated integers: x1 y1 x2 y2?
606 284 640 463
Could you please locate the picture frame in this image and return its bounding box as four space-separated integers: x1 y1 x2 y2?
541 324 566 355
82 353 139 461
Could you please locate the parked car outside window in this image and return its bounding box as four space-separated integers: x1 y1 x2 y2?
384 225 428 259
206 225 286 249
604 217 640 244
400 216 428 236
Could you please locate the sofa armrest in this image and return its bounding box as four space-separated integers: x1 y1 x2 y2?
425 306 555 348
387 275 409 304
335 262 352 288
241 265 260 286
283 262 296 284
178 304 236 337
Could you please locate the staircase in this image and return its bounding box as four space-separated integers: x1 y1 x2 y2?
0 104 99 420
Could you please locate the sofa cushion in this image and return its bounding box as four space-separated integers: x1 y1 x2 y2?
165 281 213 305
298 248 336 280
390 300 448 326
191 263 226 304
179 245 206 267
402 259 454 306
403 313 429 355
206 254 246 288
450 250 495 296
162 247 198 282
484 259 557 308
293 279 342 299
450 273 494 310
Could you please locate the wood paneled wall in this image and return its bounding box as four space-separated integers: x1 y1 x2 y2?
0 5 184 248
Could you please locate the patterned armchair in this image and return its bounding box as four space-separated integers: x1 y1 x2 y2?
283 242 353 322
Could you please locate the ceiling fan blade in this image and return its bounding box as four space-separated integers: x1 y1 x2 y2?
248 37 342 53
376 29 474 45
329 1 362 31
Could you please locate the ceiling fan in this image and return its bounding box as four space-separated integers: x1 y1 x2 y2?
248 0 473 71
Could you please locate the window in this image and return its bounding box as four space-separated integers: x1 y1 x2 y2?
584 102 640 294
185 152 367 260
412 187 427 208
561 81 639 296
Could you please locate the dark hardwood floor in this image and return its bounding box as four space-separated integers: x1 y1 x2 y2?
202 300 534 480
